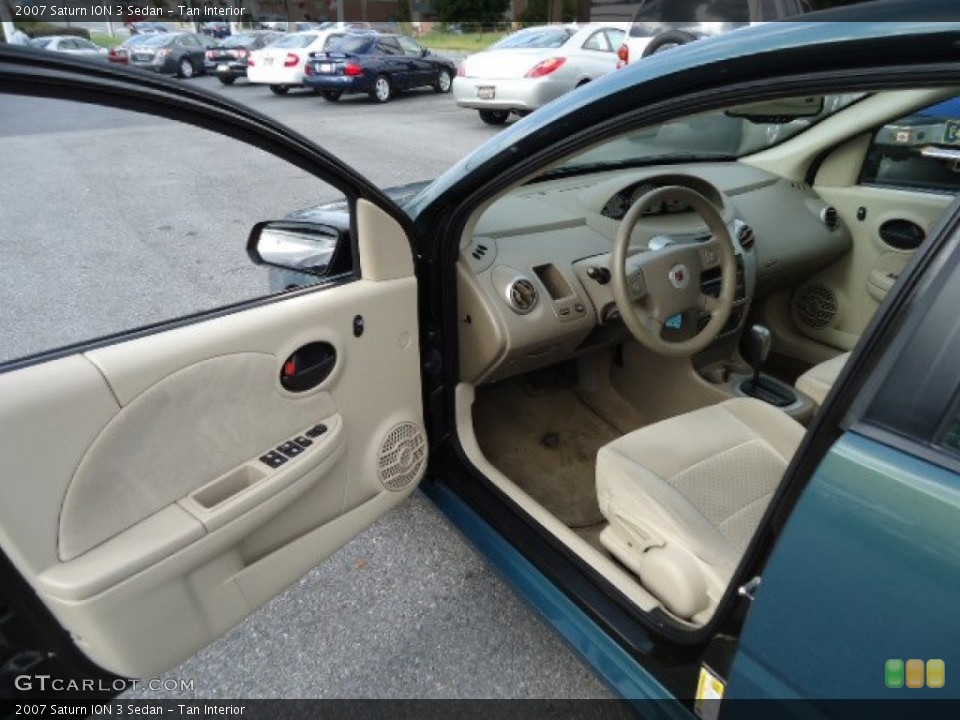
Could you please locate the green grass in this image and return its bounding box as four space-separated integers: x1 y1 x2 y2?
419 31 508 53
90 32 121 49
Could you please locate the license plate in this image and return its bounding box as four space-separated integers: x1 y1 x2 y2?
319 63 333 73
944 119 960 145
217 63 229 72
264 57 274 66
477 86 495 100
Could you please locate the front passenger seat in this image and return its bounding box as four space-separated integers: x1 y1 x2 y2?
595 398 804 623
795 352 851 409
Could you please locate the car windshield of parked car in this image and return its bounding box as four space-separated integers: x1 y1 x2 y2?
270 33 319 49
493 27 574 49
325 35 375 54
546 93 866 176
30 38 54 48
221 34 259 48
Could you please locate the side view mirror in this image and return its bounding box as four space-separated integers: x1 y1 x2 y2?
421 47 430 57
246 220 342 277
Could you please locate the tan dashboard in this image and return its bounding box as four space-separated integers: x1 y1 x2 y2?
456 163 850 385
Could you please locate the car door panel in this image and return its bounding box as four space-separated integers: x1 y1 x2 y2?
798 184 950 351
0 268 423 678
761 131 953 361
0 58 426 679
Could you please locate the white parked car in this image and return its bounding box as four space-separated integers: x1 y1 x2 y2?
247 31 342 95
452 23 627 125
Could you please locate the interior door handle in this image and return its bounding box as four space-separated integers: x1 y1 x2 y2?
280 342 337 392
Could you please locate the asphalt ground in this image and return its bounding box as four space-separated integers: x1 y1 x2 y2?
0 68 613 699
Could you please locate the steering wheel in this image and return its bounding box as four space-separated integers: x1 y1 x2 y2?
611 186 737 358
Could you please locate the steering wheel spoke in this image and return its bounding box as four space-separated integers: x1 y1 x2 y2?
701 292 722 314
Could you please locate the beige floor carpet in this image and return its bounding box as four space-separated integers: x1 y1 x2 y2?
473 381 621 528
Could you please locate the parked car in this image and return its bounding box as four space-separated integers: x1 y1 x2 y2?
106 34 154 65
7 4 960 709
204 30 283 85
612 0 810 67
452 23 628 125
199 22 232 40
28 36 107 59
303 33 456 103
247 30 343 95
127 32 217 78
126 21 174 35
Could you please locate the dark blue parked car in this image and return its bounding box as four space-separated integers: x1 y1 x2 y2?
5 2 960 714
303 33 456 103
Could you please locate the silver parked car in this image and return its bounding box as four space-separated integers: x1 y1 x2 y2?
452 23 627 125
29 36 108 58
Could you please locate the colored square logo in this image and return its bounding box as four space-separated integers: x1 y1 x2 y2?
927 659 946 689
885 659 904 688
906 659 925 688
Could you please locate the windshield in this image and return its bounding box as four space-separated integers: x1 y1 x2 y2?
221 34 258 47
269 33 319 49
549 93 865 175
493 27 574 50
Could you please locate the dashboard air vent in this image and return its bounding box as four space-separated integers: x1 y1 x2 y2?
506 278 538 315
736 224 755 251
820 206 839 231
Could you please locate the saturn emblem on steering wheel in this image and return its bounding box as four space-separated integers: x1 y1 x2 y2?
668 263 690 290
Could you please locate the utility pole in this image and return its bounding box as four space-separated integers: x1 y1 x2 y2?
548 0 562 22
337 0 344 22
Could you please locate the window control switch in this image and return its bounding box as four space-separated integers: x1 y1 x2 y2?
277 441 304 458
294 435 313 448
260 451 288 469
305 423 328 438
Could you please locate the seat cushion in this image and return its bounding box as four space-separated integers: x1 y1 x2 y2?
596 398 804 619
795 352 851 407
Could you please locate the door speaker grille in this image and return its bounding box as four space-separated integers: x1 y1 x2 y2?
377 422 427 492
793 284 838 329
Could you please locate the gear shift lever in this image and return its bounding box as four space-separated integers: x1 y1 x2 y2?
738 324 794 407
740 324 772 389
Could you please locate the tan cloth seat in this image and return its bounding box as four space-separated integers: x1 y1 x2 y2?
795 352 851 408
595 398 804 622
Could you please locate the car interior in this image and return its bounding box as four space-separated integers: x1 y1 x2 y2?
453 85 960 627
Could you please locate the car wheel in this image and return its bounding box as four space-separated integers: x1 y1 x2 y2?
177 57 195 79
478 109 509 126
218 75 236 86
641 29 699 58
434 69 453 94
370 75 392 104
321 90 342 102
269 85 289 96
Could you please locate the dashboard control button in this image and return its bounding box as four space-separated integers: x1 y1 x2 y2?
586 266 611 285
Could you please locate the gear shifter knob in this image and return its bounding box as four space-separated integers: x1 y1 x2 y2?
740 324 772 376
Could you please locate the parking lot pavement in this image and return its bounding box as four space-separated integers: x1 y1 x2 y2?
2 72 611 698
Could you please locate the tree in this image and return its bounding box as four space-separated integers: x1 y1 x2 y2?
432 0 510 25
